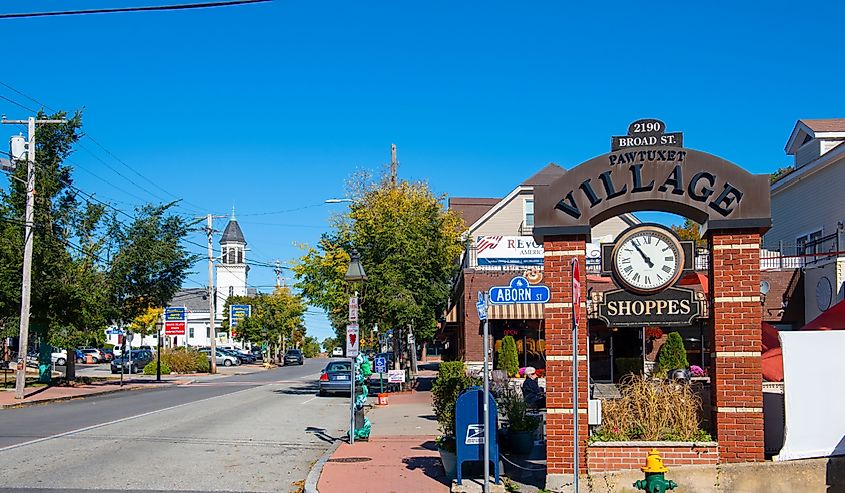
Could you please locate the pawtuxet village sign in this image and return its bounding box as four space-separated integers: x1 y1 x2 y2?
532 119 772 487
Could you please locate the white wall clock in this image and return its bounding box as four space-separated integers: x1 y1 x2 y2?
611 224 685 294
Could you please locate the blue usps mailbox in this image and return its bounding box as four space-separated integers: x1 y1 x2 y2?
455 386 499 485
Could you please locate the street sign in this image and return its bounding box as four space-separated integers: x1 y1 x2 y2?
488 276 550 305
346 324 360 358
476 291 487 321
348 296 359 323
165 306 187 336
387 369 405 383
106 327 123 335
374 356 387 374
572 258 581 327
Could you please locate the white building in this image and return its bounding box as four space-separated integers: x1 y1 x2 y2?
766 119 845 323
105 214 253 349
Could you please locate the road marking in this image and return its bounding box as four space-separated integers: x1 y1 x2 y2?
301 396 318 405
0 384 263 453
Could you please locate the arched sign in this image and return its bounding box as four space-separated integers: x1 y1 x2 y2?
533 120 771 241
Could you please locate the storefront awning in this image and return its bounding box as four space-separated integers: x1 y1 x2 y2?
489 303 544 320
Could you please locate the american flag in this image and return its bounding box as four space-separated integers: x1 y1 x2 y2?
476 236 503 254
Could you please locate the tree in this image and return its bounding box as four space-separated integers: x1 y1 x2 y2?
222 287 305 359
656 331 689 373
294 172 465 368
671 218 705 247
322 336 338 353
301 336 321 358
129 306 164 337
497 335 519 377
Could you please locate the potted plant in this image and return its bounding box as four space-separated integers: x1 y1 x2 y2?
498 386 541 455
432 361 480 479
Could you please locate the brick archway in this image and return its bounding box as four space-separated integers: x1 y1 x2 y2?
534 136 770 487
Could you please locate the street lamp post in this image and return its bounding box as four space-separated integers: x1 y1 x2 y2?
344 249 367 445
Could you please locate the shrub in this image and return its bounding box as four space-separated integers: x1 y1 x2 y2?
497 385 540 432
153 348 209 373
592 374 710 442
656 332 688 373
143 359 171 375
432 361 480 451
497 336 519 377
615 357 643 378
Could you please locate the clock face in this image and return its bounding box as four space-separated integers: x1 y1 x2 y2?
816 276 832 312
612 226 684 294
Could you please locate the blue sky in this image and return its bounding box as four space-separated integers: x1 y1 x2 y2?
1 1 843 341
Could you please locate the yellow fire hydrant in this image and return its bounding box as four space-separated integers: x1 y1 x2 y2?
633 449 677 493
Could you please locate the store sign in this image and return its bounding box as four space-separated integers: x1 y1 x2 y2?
164 306 186 336
593 287 703 327
476 236 543 266
229 304 251 327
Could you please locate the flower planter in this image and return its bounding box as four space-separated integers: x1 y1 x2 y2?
438 447 457 480
507 429 536 455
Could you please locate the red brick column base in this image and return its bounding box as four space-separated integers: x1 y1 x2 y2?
708 229 764 463
543 236 589 483
587 442 719 472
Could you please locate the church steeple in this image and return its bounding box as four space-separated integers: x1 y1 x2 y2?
216 210 249 317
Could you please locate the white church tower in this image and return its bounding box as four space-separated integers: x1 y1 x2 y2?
216 210 249 318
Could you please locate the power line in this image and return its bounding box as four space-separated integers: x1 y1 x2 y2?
0 0 271 19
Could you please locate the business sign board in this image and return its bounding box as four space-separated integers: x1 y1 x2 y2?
387 369 405 383
488 276 550 305
164 306 186 336
229 304 251 327
476 236 543 266
346 324 359 358
593 286 704 327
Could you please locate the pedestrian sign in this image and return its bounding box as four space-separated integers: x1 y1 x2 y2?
374 356 387 374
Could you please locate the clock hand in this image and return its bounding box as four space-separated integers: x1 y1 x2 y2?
632 242 654 268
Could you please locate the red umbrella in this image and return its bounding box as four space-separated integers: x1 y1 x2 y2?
762 347 784 382
761 322 781 353
801 299 845 331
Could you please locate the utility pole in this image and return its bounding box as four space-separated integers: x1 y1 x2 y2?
390 144 398 187
274 259 284 289
200 214 225 374
2 116 66 400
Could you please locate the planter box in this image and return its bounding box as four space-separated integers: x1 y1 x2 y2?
587 441 719 473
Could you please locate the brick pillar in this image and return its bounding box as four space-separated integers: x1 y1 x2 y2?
708 229 764 463
543 236 589 483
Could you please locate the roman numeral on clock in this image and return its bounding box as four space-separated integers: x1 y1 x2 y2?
662 265 672 273
632 273 641 283
624 265 633 274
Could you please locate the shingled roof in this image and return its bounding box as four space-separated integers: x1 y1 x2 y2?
220 219 246 244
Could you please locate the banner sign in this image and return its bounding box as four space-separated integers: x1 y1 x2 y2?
229 304 251 327
346 324 359 358
593 286 704 327
164 307 186 336
476 236 543 266
387 369 405 383
488 276 550 305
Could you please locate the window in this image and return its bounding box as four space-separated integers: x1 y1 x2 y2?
797 230 823 256
189 327 194 338
229 286 234 297
206 326 211 338
237 249 243 264
524 199 534 227
228 248 235 264
222 248 227 264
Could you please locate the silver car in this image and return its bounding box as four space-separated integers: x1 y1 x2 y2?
199 348 240 367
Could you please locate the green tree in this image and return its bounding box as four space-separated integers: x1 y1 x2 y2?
657 331 689 373
322 336 338 353
497 335 519 377
222 287 305 358
301 336 321 358
671 218 705 247
294 172 466 367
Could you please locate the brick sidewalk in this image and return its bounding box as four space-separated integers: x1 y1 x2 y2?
317 369 450 493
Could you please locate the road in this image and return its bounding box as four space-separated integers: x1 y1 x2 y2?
0 358 348 493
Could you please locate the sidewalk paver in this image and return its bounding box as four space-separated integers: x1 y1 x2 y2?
317 364 451 493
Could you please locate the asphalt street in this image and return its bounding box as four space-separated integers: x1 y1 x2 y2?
0 358 349 493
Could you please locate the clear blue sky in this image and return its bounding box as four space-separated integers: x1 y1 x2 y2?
1 1 843 341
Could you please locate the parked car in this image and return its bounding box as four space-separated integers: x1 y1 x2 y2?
110 350 154 374
319 360 353 396
79 348 105 363
75 349 85 364
250 347 263 361
198 348 240 367
284 349 303 366
332 347 343 357
218 348 254 364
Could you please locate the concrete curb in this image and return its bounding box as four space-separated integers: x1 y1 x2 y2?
0 382 174 409
304 439 342 493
